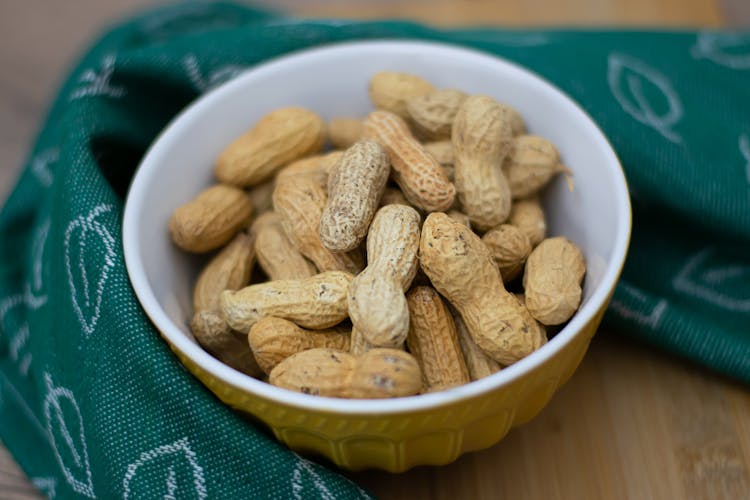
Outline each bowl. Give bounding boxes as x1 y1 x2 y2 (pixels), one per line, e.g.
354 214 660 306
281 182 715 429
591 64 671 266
123 40 631 472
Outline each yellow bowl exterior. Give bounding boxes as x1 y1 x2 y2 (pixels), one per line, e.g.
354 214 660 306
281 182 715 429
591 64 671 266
163 301 609 472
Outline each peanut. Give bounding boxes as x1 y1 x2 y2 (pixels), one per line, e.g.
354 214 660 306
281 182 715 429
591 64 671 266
221 270 353 332
509 197 546 247
368 71 434 119
452 95 513 231
504 135 570 199
193 232 255 313
523 237 585 325
169 184 253 253
215 107 325 187
419 213 546 365
423 140 454 181
248 317 350 374
272 174 364 274
328 118 363 149
191 310 262 377
406 286 470 391
481 224 532 282
348 204 421 347
251 212 317 280
320 140 390 252
269 348 422 398
407 89 467 140
363 110 455 212
452 310 501 380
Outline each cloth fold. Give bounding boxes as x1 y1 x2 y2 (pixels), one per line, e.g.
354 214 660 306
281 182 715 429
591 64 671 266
0 2 748 498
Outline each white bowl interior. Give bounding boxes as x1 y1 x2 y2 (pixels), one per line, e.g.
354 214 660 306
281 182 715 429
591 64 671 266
123 41 630 414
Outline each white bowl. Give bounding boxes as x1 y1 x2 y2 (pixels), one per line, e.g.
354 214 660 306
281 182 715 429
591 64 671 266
123 40 631 471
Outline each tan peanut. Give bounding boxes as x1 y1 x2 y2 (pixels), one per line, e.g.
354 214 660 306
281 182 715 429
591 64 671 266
504 135 570 199
348 204 421 347
363 110 455 212
193 232 256 313
423 140 454 181
379 187 411 207
368 71 435 119
419 213 546 365
523 237 586 325
191 310 262 377
499 103 527 136
272 174 364 274
251 212 317 281
481 224 532 282
452 95 513 231
452 311 501 380
269 348 422 398
406 89 467 140
221 271 353 333
328 118 363 149
406 286 469 391
320 140 390 252
215 107 325 187
169 184 253 253
509 197 546 247
248 317 350 374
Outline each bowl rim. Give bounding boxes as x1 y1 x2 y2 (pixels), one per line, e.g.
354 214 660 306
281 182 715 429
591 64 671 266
123 39 632 415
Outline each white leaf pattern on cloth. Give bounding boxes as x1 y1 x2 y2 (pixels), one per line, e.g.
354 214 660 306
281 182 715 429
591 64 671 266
30 149 58 188
1 292 43 376
64 204 117 338
740 133 750 187
291 456 336 500
691 32 750 70
609 282 668 329
31 477 57 499
27 218 50 306
43 373 96 499
673 247 750 312
122 437 207 499
291 453 373 500
182 54 245 93
70 55 126 100
608 53 683 144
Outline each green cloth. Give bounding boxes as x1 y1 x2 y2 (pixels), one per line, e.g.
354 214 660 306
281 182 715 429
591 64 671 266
1 2 748 498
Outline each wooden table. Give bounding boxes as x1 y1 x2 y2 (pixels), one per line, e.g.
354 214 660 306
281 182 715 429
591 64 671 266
1 1 748 499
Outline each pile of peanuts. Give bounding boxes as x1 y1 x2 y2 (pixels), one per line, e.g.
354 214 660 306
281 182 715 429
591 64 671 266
169 71 585 399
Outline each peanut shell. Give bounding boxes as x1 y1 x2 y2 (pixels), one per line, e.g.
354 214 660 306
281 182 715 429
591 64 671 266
221 270 353 332
169 184 253 253
523 237 586 325
248 317 350 374
419 213 547 365
215 107 325 187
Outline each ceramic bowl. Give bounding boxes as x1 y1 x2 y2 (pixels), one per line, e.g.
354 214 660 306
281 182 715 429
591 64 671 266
123 40 631 472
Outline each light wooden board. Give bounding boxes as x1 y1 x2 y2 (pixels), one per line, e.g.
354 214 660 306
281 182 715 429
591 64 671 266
1 1 748 499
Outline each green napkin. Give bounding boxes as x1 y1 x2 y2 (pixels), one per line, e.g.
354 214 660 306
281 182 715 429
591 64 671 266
1 2 748 498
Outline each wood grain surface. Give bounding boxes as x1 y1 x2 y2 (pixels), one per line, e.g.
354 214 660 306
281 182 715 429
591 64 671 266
1 1 749 499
